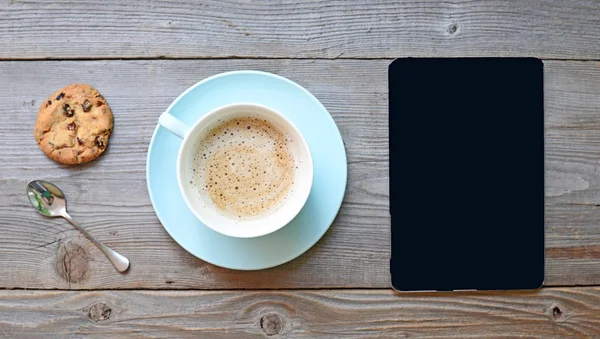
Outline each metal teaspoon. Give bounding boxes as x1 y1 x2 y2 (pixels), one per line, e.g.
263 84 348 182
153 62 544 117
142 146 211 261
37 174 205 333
26 180 130 272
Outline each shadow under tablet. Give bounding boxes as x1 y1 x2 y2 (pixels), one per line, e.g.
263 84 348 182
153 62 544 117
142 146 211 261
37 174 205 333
389 58 544 292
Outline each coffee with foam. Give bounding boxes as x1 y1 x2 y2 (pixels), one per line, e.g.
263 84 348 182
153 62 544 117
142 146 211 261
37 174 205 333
193 117 296 219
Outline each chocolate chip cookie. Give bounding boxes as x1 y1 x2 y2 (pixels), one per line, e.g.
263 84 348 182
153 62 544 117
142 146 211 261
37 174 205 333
34 84 113 164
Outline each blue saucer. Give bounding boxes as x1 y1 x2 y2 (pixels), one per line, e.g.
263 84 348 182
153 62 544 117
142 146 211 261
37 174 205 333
146 71 347 270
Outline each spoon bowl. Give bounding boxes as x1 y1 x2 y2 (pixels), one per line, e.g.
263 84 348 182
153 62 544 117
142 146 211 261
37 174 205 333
26 180 129 272
27 180 66 217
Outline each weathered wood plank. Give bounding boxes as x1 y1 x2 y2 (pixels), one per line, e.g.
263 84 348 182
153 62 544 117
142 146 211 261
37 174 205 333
0 288 598 338
0 59 599 289
1 0 599 60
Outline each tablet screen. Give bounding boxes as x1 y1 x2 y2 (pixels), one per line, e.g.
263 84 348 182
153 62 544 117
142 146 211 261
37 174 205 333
389 58 544 291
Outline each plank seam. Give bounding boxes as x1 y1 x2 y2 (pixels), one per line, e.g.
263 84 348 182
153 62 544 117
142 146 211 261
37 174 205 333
0 57 598 62
0 285 598 292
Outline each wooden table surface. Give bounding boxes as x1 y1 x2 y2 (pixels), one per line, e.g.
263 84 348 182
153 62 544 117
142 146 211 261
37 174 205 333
1 1 599 337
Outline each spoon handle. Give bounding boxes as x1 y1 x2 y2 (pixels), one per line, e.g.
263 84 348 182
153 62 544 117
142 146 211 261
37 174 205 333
61 212 130 273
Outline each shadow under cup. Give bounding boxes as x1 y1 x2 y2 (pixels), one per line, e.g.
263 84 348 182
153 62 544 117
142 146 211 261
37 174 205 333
175 103 313 238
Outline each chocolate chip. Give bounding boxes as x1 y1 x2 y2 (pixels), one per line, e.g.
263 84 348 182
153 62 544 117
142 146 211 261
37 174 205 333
96 100 105 107
45 100 52 108
77 137 84 145
63 103 74 117
82 100 92 112
67 122 76 131
94 136 105 149
56 92 65 100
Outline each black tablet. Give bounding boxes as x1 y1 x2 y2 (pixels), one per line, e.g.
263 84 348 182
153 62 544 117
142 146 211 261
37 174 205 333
389 58 544 291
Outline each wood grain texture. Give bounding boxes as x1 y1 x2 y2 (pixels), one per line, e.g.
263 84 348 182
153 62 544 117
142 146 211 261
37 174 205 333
0 288 598 338
0 59 599 289
1 0 599 60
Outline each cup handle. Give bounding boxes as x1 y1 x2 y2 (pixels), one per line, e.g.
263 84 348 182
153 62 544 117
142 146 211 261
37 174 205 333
158 111 190 139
